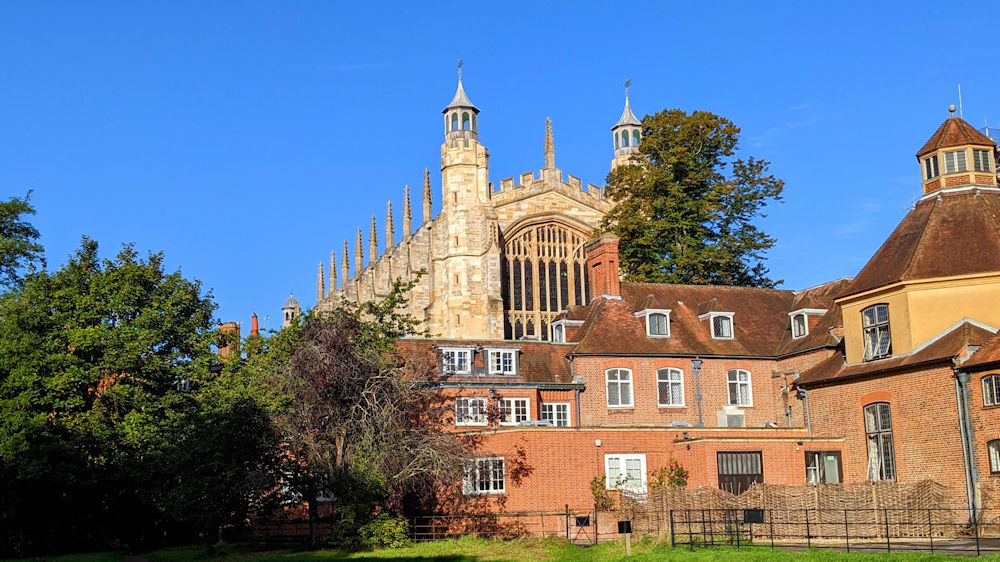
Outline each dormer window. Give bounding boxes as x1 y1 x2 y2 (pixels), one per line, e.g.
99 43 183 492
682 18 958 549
486 348 518 376
944 149 968 174
792 313 807 338
862 304 891 361
552 324 565 343
441 347 473 375
635 309 671 338
923 155 940 179
974 149 993 172
697 312 734 339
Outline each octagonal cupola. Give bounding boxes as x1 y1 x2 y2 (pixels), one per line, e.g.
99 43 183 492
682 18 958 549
443 61 479 143
611 80 642 170
916 106 998 195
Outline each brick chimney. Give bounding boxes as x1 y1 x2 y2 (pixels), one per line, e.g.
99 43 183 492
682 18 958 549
250 313 260 336
584 235 621 299
218 321 241 358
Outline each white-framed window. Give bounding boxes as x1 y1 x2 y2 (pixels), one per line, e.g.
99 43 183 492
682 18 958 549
698 312 735 339
864 402 896 481
657 367 684 407
635 309 671 338
463 457 505 495
989 440 1000 474
974 149 993 172
983 375 1000 406
862 304 891 361
727 369 752 406
605 453 647 492
945 149 968 174
498 397 530 426
441 347 473 374
805 451 842 484
540 402 571 427
792 313 807 339
486 348 518 375
606 368 634 407
455 397 488 426
552 323 565 342
924 155 940 179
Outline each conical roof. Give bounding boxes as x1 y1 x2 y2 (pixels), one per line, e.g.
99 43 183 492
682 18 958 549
613 96 641 129
443 78 478 113
916 116 994 157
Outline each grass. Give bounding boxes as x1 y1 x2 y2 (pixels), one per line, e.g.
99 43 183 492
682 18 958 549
23 535 1000 562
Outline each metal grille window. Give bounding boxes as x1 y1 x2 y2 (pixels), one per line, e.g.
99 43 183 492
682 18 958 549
862 304 891 360
944 149 968 173
727 369 753 406
792 313 807 338
455 397 487 426
805 451 842 484
487 349 517 375
864 402 896 481
463 457 505 494
924 155 940 179
498 397 529 426
657 368 684 407
606 368 633 407
974 149 992 172
648 313 669 336
605 454 646 492
717 451 763 494
540 402 570 427
990 440 1000 474
984 375 1000 406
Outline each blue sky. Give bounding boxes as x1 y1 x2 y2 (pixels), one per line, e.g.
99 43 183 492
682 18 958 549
2 1 998 330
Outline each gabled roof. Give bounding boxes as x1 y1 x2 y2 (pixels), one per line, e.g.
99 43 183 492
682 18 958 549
797 321 996 386
613 96 641 128
838 190 1000 299
961 330 1000 370
443 78 478 113
569 282 842 357
916 117 995 157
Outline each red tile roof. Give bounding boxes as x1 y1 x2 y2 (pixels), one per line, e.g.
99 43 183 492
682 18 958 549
916 117 995 157
838 191 1000 298
960 331 1000 370
568 279 845 358
797 321 996 386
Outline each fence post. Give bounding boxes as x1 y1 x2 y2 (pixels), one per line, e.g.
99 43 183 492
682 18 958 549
805 508 811 550
593 503 598 546
927 509 933 554
844 509 850 553
883 508 891 553
974 509 980 557
669 510 675 547
769 509 774 549
708 509 715 546
565 505 570 541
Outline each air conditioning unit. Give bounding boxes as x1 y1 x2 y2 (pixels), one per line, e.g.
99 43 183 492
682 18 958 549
716 405 745 428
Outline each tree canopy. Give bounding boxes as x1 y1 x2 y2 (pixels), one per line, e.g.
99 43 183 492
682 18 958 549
0 192 45 289
603 109 784 287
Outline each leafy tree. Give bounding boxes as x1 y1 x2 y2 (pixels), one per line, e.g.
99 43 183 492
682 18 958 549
269 279 469 548
0 191 45 289
0 238 278 555
603 109 784 287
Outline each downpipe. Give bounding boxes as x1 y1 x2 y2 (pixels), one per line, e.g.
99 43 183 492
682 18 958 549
955 370 978 523
797 387 813 438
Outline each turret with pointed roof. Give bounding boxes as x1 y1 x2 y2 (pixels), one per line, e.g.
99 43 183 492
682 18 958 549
916 107 997 195
611 80 642 170
443 60 480 143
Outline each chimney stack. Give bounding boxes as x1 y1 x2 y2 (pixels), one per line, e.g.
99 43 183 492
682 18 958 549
584 235 621 300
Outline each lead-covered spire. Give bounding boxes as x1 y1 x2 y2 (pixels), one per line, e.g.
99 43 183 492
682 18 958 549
443 58 480 142
611 78 642 169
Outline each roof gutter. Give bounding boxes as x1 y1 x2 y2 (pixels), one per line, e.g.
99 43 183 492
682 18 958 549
431 381 584 391
568 345 839 362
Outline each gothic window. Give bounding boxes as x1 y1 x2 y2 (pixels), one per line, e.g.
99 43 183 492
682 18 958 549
622 132 629 147
614 131 619 150
462 112 470 130
472 113 477 132
451 112 459 131
632 129 640 146
501 222 590 340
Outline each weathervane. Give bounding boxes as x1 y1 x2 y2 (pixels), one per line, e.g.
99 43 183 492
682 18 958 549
458 57 463 80
625 77 631 98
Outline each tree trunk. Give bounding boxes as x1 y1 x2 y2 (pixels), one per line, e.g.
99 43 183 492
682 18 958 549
307 488 319 550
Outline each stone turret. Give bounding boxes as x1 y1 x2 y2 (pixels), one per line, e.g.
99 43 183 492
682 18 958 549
611 80 642 170
385 201 394 250
329 251 336 294
355 228 363 272
341 240 349 285
369 215 378 263
402 185 412 237
316 262 325 302
422 168 432 225
281 293 300 328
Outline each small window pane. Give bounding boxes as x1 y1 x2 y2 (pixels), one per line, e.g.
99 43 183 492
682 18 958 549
713 315 733 338
648 313 668 336
989 441 1000 473
984 376 1000 406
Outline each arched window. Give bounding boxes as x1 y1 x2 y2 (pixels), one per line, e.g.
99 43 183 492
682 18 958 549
606 368 633 407
862 304 891 360
462 112 470 130
622 131 629 147
983 375 1000 406
989 440 1000 474
657 368 684 406
863 402 895 481
451 112 459 131
632 129 640 146
792 313 808 338
727 369 752 406
614 131 619 150
472 113 477 132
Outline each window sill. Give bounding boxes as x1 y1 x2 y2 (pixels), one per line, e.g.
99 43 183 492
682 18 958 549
728 404 754 409
658 405 687 410
463 491 506 496
456 423 488 427
607 405 635 410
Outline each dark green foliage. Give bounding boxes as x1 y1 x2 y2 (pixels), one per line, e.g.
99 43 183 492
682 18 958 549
0 238 279 556
358 512 410 549
0 191 45 290
603 109 784 288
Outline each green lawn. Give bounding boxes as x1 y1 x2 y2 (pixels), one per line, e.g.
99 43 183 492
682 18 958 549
25 536 1000 562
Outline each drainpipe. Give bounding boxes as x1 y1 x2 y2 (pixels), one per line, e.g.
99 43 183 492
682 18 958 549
569 356 581 428
575 387 581 428
955 370 978 522
797 387 813 438
691 357 704 427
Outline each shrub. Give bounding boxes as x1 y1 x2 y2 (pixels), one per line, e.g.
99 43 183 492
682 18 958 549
590 475 616 511
648 456 689 490
358 513 410 549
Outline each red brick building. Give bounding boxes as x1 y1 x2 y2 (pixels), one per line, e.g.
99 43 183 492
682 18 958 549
397 113 1000 516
